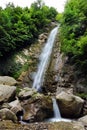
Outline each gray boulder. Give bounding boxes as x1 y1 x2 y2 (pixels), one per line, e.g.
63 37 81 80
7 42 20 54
9 99 23 115
0 108 17 123
78 115 87 126
22 92 53 122
72 121 85 130
56 91 84 118
0 76 17 86
0 85 16 103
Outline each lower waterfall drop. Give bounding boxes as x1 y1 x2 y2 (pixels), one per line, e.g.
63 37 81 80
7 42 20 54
52 98 61 119
47 98 71 122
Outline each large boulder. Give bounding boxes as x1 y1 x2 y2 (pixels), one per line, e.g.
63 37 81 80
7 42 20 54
0 76 17 86
0 85 16 103
56 91 84 118
21 92 53 122
0 108 17 123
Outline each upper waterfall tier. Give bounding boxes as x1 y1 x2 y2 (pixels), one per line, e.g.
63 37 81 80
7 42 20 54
33 26 58 91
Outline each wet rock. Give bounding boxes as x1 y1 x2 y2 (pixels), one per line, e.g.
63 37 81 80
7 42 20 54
22 93 53 122
38 33 48 44
0 85 16 103
51 22 58 27
56 91 84 118
39 33 48 40
0 108 17 123
18 87 37 100
0 76 17 86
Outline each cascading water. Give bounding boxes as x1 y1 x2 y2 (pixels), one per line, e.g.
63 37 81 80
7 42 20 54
47 98 71 122
32 26 71 123
46 98 62 122
33 26 58 91
52 98 61 119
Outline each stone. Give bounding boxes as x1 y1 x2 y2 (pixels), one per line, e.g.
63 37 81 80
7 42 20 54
56 91 84 118
1 103 11 109
78 115 87 126
72 121 85 130
18 87 37 100
22 93 53 122
0 85 16 103
56 87 74 95
9 99 23 115
0 120 85 130
0 108 17 123
38 33 48 44
0 76 17 86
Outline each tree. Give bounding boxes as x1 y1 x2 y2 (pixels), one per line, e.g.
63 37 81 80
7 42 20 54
0 1 58 57
60 0 87 73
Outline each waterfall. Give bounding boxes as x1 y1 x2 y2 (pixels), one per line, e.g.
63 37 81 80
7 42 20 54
46 98 71 122
33 26 58 91
52 98 61 119
32 26 71 123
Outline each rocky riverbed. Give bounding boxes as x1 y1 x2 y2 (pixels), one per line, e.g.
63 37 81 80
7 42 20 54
0 120 85 130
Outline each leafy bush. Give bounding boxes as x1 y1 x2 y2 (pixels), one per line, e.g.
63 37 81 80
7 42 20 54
0 0 58 58
60 0 87 74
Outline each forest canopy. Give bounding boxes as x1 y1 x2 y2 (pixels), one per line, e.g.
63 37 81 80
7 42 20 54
0 0 58 57
60 0 87 73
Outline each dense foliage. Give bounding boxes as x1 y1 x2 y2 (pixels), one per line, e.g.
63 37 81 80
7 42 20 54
0 0 58 57
60 0 87 73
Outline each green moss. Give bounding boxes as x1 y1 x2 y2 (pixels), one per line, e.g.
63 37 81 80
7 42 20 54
76 93 87 99
16 86 21 95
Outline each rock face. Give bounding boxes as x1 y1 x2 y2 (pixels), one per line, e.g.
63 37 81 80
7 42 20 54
75 80 87 94
0 76 17 86
56 91 84 118
0 85 16 103
38 33 48 44
21 92 53 122
0 108 17 123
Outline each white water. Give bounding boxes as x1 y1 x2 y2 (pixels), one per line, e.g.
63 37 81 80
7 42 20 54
32 26 71 123
47 98 71 122
33 27 58 91
52 98 61 118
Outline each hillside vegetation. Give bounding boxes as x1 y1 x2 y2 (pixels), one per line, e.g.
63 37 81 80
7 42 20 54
0 0 58 57
60 0 87 74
